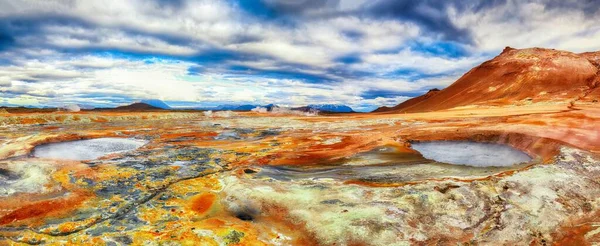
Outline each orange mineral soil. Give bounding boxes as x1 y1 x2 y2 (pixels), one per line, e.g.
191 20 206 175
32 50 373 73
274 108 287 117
190 192 217 215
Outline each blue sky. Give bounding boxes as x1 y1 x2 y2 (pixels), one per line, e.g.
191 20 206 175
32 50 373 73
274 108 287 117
1 0 599 112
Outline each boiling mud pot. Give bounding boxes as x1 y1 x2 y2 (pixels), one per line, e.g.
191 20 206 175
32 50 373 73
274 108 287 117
256 142 532 184
33 137 147 161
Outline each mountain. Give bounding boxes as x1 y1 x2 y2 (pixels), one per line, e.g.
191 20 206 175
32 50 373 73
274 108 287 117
140 99 171 109
373 89 439 113
295 104 354 113
578 51 600 103
214 104 253 111
232 105 257 111
263 104 278 111
0 106 57 113
112 102 164 111
375 47 600 113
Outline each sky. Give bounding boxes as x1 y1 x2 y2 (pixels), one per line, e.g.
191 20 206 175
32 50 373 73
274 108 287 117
1 0 599 112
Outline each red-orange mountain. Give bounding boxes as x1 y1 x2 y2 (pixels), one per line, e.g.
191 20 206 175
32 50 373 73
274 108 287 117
375 47 600 113
373 89 440 113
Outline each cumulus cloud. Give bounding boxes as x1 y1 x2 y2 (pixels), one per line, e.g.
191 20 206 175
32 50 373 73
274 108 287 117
0 0 598 111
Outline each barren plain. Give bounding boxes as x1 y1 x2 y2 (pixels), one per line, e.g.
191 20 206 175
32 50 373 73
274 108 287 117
0 99 599 245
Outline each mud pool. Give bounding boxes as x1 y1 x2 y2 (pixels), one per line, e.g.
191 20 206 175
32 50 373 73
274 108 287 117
410 141 532 167
256 146 531 184
0 162 54 197
32 137 148 160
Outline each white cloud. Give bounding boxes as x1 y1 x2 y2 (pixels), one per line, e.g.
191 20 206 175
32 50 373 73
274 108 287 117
450 0 600 53
0 54 204 105
357 49 487 75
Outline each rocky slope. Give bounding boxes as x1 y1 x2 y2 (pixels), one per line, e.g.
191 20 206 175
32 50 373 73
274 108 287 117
578 51 600 103
377 47 600 113
374 89 440 113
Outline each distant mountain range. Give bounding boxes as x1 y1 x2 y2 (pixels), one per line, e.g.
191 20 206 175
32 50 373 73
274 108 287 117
215 104 257 111
307 104 354 113
212 104 277 111
212 103 354 113
292 104 354 113
1 99 356 114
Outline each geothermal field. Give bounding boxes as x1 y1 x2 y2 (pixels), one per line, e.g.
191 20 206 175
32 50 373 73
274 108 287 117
1 47 600 245
4 0 600 244
1 43 600 246
1 102 600 245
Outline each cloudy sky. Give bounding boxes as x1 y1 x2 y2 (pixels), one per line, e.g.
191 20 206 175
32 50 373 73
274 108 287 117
1 0 599 111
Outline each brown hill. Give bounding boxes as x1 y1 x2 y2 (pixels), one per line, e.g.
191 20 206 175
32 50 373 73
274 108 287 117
373 89 440 113
0 107 58 113
376 47 600 113
578 51 600 103
92 103 164 111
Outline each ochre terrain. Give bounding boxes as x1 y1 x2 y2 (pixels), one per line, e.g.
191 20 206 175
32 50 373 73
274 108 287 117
0 101 599 245
373 88 440 113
